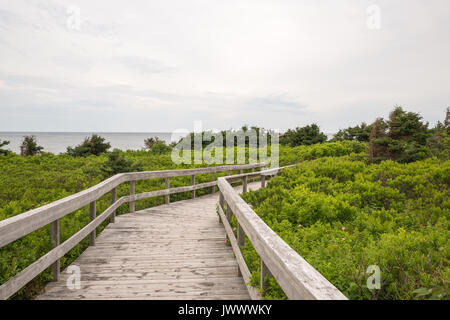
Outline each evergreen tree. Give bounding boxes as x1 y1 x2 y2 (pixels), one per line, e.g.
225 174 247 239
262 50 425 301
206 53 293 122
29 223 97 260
332 123 372 142
0 139 11 156
445 107 450 134
144 137 162 149
369 107 431 163
428 108 450 159
20 136 44 156
67 134 111 157
368 118 389 163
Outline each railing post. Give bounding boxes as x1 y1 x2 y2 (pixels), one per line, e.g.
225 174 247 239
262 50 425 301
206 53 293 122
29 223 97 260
237 223 245 247
111 187 117 223
130 180 135 213
89 201 96 246
243 175 248 193
50 219 60 281
219 191 224 210
261 175 266 188
165 177 170 204
192 175 196 198
211 172 216 193
226 204 232 222
260 258 272 292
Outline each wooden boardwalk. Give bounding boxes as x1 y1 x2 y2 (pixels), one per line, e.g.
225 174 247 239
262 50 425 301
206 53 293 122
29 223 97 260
36 182 261 300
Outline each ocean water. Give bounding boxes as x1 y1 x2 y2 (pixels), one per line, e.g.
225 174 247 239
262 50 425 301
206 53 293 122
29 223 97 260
0 132 175 154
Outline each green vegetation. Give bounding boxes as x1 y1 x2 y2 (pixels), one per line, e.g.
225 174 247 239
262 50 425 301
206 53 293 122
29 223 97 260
0 138 362 299
100 149 144 177
0 148 236 298
236 106 450 300
241 156 449 300
0 106 448 300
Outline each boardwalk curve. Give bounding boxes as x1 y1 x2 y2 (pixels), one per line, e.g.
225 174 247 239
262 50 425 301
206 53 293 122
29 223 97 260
37 183 259 300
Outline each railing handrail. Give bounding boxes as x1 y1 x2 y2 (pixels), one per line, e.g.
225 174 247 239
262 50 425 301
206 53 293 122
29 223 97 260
0 163 265 248
217 166 347 300
0 163 265 300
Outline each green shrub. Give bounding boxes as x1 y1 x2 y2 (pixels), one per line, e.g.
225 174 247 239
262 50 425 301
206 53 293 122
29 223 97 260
100 149 144 177
0 139 11 156
20 136 44 156
242 157 450 300
280 124 327 146
66 134 111 157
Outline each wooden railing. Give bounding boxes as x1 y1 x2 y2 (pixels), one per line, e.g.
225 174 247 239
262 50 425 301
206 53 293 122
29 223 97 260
217 166 348 300
0 163 265 300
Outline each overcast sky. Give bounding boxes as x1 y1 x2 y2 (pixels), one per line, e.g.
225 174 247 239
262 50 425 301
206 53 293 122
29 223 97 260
0 0 449 133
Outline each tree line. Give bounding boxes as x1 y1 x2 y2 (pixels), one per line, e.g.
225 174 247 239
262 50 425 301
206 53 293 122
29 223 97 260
1 106 448 164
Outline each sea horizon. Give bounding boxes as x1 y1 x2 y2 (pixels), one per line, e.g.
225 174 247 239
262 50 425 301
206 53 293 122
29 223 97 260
0 131 175 154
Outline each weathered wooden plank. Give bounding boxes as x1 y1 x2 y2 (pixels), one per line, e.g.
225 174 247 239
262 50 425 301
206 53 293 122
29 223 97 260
129 180 135 213
165 177 170 204
110 187 117 223
37 292 251 300
130 181 217 202
260 258 272 292
54 269 242 281
226 204 232 222
237 224 245 247
50 219 60 281
211 172 216 193
89 201 96 246
42 285 249 295
76 253 236 262
45 277 247 288
192 175 196 198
